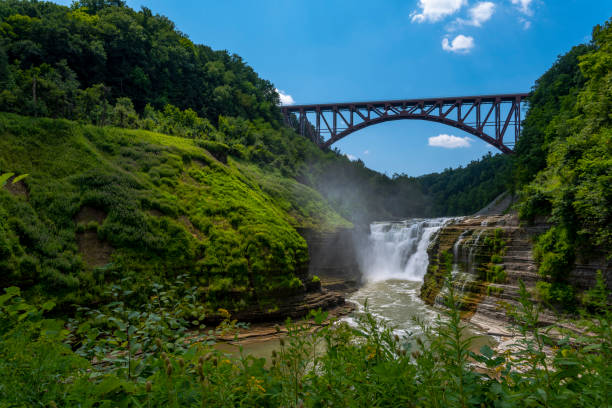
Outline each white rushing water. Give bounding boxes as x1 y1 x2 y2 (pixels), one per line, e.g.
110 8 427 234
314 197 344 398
346 218 491 347
344 218 451 335
360 218 450 282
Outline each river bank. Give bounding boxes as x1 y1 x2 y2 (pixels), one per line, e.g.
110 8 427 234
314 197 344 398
217 208 609 359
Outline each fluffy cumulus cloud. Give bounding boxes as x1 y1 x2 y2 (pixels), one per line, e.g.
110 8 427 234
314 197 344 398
346 154 357 161
458 1 495 26
441 34 474 53
363 150 370 155
428 134 473 148
511 0 533 16
411 0 467 23
276 89 295 105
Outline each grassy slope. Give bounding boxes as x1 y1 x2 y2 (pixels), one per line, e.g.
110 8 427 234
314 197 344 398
0 113 350 313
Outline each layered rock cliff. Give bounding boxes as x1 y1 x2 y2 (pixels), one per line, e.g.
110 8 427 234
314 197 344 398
298 226 366 291
420 214 611 336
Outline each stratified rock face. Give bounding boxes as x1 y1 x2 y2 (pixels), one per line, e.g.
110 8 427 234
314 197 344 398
420 214 611 335
229 289 348 323
297 226 366 286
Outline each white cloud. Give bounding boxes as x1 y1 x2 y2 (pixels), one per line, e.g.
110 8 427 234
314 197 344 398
520 17 531 29
411 0 467 23
442 34 474 53
346 154 357 161
511 0 533 16
363 150 370 155
276 89 295 105
457 1 495 26
511 1 534 30
428 134 473 148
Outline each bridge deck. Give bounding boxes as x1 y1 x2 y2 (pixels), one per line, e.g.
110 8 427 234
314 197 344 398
286 93 530 111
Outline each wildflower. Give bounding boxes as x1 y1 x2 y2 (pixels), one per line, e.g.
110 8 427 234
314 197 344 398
178 357 185 368
146 381 152 392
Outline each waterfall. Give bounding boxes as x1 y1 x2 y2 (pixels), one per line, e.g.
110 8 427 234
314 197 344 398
360 218 449 282
345 218 492 341
434 228 486 307
467 229 486 274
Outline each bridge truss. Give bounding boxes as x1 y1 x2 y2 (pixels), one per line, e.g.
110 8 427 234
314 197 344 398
281 93 529 154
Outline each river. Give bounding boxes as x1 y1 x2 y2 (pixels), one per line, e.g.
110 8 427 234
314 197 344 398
343 219 449 336
221 218 491 358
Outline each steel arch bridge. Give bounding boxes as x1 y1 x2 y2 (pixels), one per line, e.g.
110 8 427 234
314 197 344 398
281 93 529 154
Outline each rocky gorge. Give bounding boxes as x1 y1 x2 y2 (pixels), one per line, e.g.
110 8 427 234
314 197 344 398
420 212 612 339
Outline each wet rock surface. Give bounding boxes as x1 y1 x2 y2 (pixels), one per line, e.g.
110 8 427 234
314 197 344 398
297 226 366 285
224 289 350 324
421 213 610 339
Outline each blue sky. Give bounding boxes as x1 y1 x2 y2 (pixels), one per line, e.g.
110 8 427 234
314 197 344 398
58 0 612 175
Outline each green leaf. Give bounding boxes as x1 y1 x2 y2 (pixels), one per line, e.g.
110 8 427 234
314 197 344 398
95 376 124 396
0 173 14 187
479 344 494 358
12 174 28 184
5 287 20 296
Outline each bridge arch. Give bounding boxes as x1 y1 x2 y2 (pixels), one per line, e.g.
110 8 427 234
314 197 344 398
281 93 529 154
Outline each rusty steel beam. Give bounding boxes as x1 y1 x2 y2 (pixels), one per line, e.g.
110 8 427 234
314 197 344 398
281 93 529 154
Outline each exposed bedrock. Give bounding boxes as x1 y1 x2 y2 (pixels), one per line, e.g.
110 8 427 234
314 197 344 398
420 214 611 336
297 225 367 292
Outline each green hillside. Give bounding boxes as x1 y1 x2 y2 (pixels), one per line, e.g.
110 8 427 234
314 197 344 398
0 112 350 314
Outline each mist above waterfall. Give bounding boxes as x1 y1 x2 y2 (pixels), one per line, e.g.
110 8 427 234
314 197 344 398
358 219 449 282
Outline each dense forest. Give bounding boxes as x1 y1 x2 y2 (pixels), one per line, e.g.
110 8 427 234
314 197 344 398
0 0 509 224
0 0 610 406
512 25 611 306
